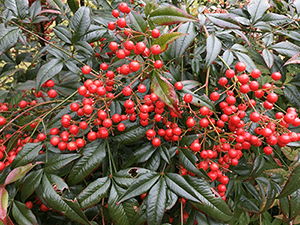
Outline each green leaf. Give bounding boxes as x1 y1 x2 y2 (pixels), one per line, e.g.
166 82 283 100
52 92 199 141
67 0 79 13
42 173 90 224
159 146 170 164
248 154 266 179
233 51 256 73
113 121 151 145
164 173 201 203
145 150 161 171
12 201 38 225
48 0 63 10
243 181 263 203
206 13 241 29
185 176 233 221
179 148 209 179
172 22 196 62
44 154 80 174
11 143 43 168
147 178 167 225
206 35 222 68
153 32 185 53
29 0 41 19
118 172 160 203
80 25 106 42
67 140 106 185
133 194 147 225
70 7 91 42
149 5 197 25
239 195 261 213
113 168 153 188
0 187 8 222
6 132 20 153
77 176 111 209
277 165 300 199
53 25 72 44
151 71 180 117
262 49 274 69
270 41 300 58
0 24 20 56
261 13 292 26
284 85 300 109
47 174 69 192
128 11 147 33
108 181 139 225
179 134 199 147
290 189 300 219
21 170 43 202
5 163 38 185
35 59 63 92
247 0 270 24
5 0 29 19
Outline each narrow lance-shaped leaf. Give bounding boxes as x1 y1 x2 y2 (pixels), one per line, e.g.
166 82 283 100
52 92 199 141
68 140 106 185
151 71 181 117
149 5 197 25
248 154 266 179
118 172 160 203
270 41 300 58
129 11 147 33
35 59 63 92
5 163 39 185
70 7 91 42
206 13 241 29
77 176 111 209
205 35 222 68
262 49 274 69
12 201 38 225
44 154 80 174
0 187 8 223
185 176 233 221
11 143 43 168
108 181 139 225
247 0 270 24
5 0 29 19
21 169 43 202
42 174 90 224
0 24 20 56
153 32 185 53
277 165 300 199
147 178 167 225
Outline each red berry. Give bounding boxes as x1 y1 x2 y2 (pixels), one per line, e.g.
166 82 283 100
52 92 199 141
82 65 91 74
129 61 140 72
122 86 132 96
250 69 261 79
151 29 160 38
40 204 49 212
117 18 126 28
119 2 129 13
235 62 246 72
186 117 195 128
184 94 193 103
0 117 6 126
109 42 118 51
271 72 281 81
19 100 28 108
108 21 115 30
25 201 33 209
210 92 220 101
175 82 183 90
125 41 135 51
150 44 161 55
263 146 273 155
48 89 57 98
152 137 161 147
154 60 163 69
225 69 235 78
112 9 119 18
138 84 147 93
117 123 126 131
218 77 228 86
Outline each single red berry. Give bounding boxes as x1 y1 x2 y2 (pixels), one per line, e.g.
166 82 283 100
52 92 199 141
19 100 28 108
45 79 55 87
122 86 132 96
25 201 33 209
152 137 161 147
82 65 91 74
186 117 195 128
112 9 119 18
48 89 57 98
129 61 140 72
124 41 135 51
151 29 160 38
225 69 235 78
210 92 220 101
174 82 183 90
109 42 118 51
117 123 126 131
108 21 115 30
117 18 126 28
40 204 49 212
119 2 129 13
218 77 228 86
263 146 273 155
150 44 161 55
271 72 281 81
138 84 147 93
154 60 163 69
250 69 261 79
184 94 193 103
235 62 246 72
116 49 126 59
0 117 6 126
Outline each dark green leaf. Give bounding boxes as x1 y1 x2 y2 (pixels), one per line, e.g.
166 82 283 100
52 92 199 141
145 150 161 171
262 49 274 69
118 172 160 203
164 173 201 203
113 168 153 188
247 0 270 24
77 176 111 209
128 11 147 33
284 85 300 109
53 25 72 44
243 181 263 203
5 0 29 19
5 163 38 185
147 178 167 225
185 176 233 221
206 13 241 29
42 173 90 224
12 201 38 225
108 181 139 225
70 7 91 42
0 24 20 56
172 22 196 61
261 13 292 26
35 59 63 92
67 140 106 185
270 41 300 58
153 32 185 52
80 25 106 42
21 170 43 202
44 154 80 174
149 5 197 25
179 148 209 179
48 0 63 10
290 189 300 219
151 71 180 116
11 143 43 168
47 174 68 192
113 121 152 145
239 195 261 213
277 165 300 199
206 35 222 68
67 0 79 13
159 146 170 163
249 154 266 179
29 0 41 19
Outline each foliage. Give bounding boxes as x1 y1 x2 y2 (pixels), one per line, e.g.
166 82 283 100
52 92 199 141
0 0 300 224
